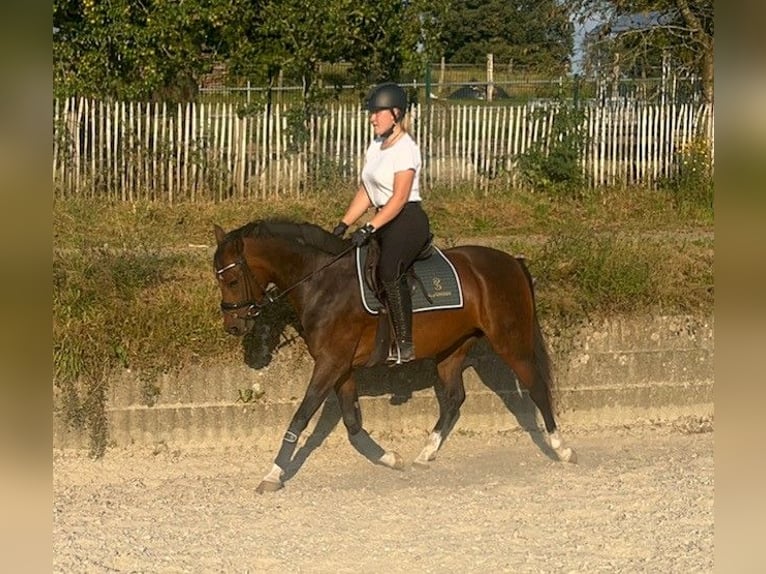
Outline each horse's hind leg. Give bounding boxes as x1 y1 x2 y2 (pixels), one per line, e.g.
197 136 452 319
336 375 403 470
413 337 475 467
503 354 577 463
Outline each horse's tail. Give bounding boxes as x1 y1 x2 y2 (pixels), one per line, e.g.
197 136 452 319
515 256 556 405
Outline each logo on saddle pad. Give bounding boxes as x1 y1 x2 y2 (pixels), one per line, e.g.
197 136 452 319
355 245 464 315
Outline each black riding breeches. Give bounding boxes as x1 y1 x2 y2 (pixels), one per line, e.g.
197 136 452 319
375 201 431 283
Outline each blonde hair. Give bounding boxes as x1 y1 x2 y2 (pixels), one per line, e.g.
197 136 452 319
397 110 412 133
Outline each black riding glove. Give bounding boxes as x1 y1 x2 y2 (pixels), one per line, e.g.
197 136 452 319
350 223 375 247
331 221 348 237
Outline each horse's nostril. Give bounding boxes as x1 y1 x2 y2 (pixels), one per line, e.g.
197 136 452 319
226 325 240 336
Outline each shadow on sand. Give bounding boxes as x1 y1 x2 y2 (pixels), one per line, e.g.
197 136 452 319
243 325 560 483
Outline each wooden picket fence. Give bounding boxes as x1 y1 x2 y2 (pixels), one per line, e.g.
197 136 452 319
53 97 713 201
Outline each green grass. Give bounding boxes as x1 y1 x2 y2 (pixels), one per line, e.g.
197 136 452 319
53 185 713 455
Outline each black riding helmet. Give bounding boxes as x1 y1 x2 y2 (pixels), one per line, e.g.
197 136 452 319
366 82 408 123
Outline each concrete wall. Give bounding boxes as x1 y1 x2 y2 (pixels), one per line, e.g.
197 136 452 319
53 314 714 450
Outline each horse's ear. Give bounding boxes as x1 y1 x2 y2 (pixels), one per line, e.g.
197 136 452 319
213 224 227 245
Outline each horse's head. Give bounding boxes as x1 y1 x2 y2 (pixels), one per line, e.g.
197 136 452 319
213 218 350 337
213 224 272 337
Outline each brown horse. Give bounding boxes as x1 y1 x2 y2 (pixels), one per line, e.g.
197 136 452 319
213 219 576 493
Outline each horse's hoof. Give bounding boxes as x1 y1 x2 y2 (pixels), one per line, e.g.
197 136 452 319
378 451 404 470
255 480 283 494
391 452 405 470
557 447 577 464
412 450 437 468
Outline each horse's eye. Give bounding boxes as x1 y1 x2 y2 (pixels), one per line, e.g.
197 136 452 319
229 280 239 288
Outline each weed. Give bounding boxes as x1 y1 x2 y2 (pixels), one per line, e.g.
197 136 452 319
661 137 714 212
140 380 162 407
53 190 712 455
528 223 712 323
516 101 587 198
53 239 237 456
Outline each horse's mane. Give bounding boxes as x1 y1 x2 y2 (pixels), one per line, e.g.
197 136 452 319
228 218 350 256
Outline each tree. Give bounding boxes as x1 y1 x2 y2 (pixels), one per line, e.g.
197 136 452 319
568 0 713 101
441 0 574 75
225 0 449 105
341 0 450 87
53 0 449 103
53 0 227 101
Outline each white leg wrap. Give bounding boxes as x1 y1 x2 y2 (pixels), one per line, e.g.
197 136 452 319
415 432 442 464
548 430 576 463
262 463 284 484
549 430 562 451
378 452 399 468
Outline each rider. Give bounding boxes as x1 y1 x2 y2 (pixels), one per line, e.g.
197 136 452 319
331 82 431 364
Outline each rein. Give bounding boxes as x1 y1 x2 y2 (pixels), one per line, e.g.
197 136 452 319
217 244 355 318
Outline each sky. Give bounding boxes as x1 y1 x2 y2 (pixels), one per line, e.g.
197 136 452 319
571 14 605 74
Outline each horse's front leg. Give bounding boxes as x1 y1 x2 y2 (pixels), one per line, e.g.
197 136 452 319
256 362 338 494
336 375 404 471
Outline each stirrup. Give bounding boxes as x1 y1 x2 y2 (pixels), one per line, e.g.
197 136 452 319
386 342 414 365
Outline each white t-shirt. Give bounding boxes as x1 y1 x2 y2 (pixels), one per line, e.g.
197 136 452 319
361 133 422 208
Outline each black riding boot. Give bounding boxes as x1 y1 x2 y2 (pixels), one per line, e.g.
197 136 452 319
383 278 414 364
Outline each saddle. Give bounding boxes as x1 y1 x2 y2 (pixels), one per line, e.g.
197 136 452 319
362 235 434 306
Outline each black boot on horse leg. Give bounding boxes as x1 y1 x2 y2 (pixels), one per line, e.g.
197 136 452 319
383 277 414 364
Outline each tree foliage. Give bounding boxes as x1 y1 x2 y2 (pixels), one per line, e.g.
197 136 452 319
568 0 713 101
441 0 574 74
53 0 229 101
53 0 449 103
217 0 451 106
239 0 355 99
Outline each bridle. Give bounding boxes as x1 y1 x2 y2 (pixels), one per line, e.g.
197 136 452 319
215 257 275 320
215 244 355 320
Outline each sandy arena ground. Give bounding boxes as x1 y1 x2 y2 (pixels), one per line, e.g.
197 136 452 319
54 419 713 573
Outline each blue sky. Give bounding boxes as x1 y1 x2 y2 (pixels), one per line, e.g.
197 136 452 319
571 14 604 74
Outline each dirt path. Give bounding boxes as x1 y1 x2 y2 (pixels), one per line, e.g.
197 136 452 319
54 422 713 573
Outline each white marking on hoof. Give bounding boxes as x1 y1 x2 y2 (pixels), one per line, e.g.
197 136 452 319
378 451 404 470
256 464 284 494
413 432 442 467
548 431 578 464
558 447 577 464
